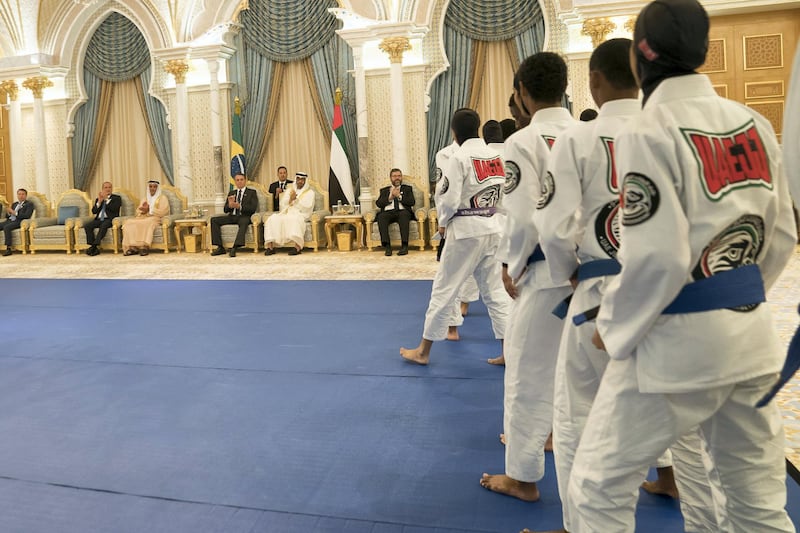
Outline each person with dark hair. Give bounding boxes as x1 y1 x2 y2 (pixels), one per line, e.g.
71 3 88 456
480 52 575 504
0 188 34 256
566 1 796 531
509 89 531 129
267 165 292 211
210 173 259 257
84 181 121 256
578 108 598 121
482 120 504 146
400 108 510 365
375 168 415 256
499 118 517 141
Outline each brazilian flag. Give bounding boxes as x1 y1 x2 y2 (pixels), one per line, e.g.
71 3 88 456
230 97 246 191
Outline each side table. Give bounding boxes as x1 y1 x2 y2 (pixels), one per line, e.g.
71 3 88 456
173 218 209 253
324 215 364 251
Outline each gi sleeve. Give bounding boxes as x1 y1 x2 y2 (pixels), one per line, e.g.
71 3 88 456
436 153 464 229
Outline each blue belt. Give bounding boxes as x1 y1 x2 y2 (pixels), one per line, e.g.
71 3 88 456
526 244 545 265
573 264 766 326
757 303 800 407
552 259 621 320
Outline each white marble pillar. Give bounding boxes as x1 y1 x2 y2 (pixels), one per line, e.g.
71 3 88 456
22 76 52 197
164 60 193 204
0 82 24 192
379 37 411 175
351 46 373 209
207 59 225 213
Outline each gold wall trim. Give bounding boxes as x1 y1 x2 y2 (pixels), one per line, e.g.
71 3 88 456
712 84 728 98
745 80 784 99
700 39 727 73
743 34 784 70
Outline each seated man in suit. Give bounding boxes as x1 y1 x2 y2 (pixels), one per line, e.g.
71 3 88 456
376 168 415 256
263 172 315 256
211 172 259 257
267 165 292 212
0 188 35 256
85 181 122 256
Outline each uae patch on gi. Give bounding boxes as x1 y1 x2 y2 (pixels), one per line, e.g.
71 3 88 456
536 171 556 209
504 160 521 194
439 177 450 195
621 173 659 226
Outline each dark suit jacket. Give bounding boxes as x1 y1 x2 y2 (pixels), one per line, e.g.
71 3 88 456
376 184 415 212
92 194 122 220
267 180 293 211
224 187 259 217
8 200 34 221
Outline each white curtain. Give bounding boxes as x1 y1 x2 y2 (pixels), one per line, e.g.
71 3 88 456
257 61 329 189
475 40 517 127
86 79 167 198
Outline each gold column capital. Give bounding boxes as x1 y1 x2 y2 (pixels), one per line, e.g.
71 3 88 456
581 18 617 48
0 80 19 101
22 76 53 98
379 37 411 64
624 16 636 35
163 59 190 84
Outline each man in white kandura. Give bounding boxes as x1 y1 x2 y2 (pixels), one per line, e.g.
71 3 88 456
122 180 170 256
264 172 315 256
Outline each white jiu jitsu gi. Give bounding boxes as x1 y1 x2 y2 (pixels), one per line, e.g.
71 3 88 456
568 74 796 533
784 44 800 201
536 98 725 532
422 138 510 342
434 141 479 328
498 107 574 483
264 184 315 247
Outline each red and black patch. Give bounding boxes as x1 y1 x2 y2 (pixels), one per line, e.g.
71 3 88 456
682 120 772 201
600 137 619 194
471 157 505 183
542 135 556 150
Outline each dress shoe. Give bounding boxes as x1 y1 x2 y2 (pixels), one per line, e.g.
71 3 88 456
124 249 137 256
264 248 276 256
384 246 392 256
229 247 237 258
2 248 11 257
288 248 302 256
139 248 149 256
211 246 226 256
398 247 409 256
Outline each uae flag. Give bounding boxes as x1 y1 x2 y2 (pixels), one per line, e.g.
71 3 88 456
328 88 355 207
230 97 246 191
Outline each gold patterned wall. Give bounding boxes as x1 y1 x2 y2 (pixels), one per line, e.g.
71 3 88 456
698 9 799 139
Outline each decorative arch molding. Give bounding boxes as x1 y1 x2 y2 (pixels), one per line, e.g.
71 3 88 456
62 3 171 136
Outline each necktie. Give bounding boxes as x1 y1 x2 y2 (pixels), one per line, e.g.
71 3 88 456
236 190 243 215
99 201 107 221
393 189 399 210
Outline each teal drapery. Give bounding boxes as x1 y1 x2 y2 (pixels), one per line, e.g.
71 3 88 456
444 0 544 42
74 12 173 188
240 44 275 179
240 0 338 62
426 0 545 189
83 12 150 81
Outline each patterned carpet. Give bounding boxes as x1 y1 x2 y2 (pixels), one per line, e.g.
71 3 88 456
6 246 800 467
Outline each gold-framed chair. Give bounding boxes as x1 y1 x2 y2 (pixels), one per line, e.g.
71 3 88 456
73 188 138 254
215 180 269 253
28 189 90 254
364 175 429 251
261 179 330 251
0 192 50 253
428 206 440 249
145 184 187 253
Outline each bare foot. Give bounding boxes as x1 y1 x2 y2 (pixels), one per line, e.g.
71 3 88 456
487 355 505 366
499 433 506 445
460 301 470 317
447 326 460 341
480 473 540 502
642 466 679 499
400 346 430 365
544 432 553 452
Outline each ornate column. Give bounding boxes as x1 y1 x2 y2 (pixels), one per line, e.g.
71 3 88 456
624 16 636 35
581 18 617 48
350 45 374 209
164 59 193 204
22 76 53 197
207 59 225 212
379 37 411 174
0 81 24 192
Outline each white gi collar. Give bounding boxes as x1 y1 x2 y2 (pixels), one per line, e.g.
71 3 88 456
531 106 573 124
598 98 641 118
645 74 716 108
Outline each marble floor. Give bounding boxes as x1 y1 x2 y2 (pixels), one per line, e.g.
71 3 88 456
4 246 800 467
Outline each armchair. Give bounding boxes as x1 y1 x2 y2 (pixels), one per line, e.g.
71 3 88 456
0 192 50 253
261 179 329 251
74 188 138 254
28 189 89 254
146 185 187 253
364 175 429 251
216 180 268 253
